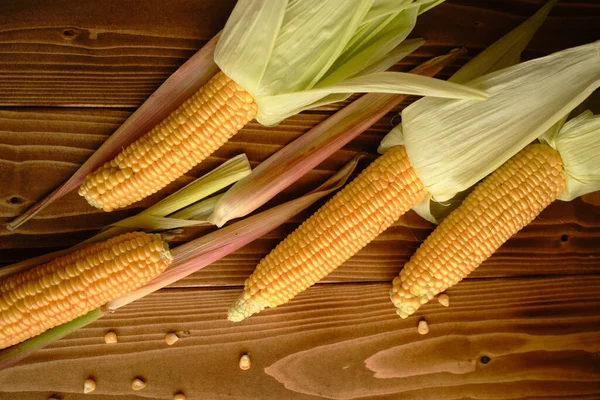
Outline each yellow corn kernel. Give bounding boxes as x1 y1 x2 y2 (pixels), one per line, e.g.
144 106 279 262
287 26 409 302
79 71 258 211
391 144 565 318
417 319 429 335
131 378 147 391
165 332 179 346
437 293 450 307
0 232 172 349
84 378 96 394
229 146 427 321
239 353 251 370
104 331 118 344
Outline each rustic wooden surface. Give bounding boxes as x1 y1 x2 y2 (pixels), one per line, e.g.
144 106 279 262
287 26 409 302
0 1 599 399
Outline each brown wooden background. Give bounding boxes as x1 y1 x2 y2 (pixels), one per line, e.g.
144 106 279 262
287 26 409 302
0 1 599 399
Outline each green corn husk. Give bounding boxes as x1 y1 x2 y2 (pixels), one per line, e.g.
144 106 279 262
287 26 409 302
403 41 599 204
379 0 557 156
448 0 558 84
215 0 487 126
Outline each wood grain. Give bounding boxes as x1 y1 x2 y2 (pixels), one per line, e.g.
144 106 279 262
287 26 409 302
0 1 598 107
0 276 598 399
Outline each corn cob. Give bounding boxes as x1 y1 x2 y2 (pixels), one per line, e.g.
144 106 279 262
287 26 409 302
0 232 172 349
228 146 427 321
79 72 257 211
390 144 565 318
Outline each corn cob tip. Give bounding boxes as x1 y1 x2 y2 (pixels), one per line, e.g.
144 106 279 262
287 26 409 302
227 295 266 322
390 287 427 319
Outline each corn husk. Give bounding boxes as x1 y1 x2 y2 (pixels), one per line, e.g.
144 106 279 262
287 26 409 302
170 194 223 221
541 110 600 201
448 0 558 84
379 0 557 156
215 0 487 126
402 40 599 206
81 154 252 244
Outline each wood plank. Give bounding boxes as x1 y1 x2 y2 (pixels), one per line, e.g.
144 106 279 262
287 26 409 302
0 1 598 107
1 107 599 283
0 276 598 399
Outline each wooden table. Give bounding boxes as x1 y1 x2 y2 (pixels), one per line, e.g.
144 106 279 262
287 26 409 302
1 1 599 399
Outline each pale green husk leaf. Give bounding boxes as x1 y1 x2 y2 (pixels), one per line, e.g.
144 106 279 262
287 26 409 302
378 123 404 154
449 0 558 84
357 38 425 77
317 6 420 87
417 0 445 14
170 194 224 220
403 41 600 203
142 153 250 217
257 71 487 125
542 110 600 201
257 39 427 120
215 0 487 126
402 0 559 223
379 0 556 155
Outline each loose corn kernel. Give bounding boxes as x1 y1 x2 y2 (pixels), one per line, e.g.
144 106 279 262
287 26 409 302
239 354 251 370
437 294 450 307
0 232 172 349
173 393 186 400
229 146 427 321
131 378 147 391
417 320 429 335
165 332 179 346
79 72 257 211
104 331 118 344
83 379 96 394
391 144 565 318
